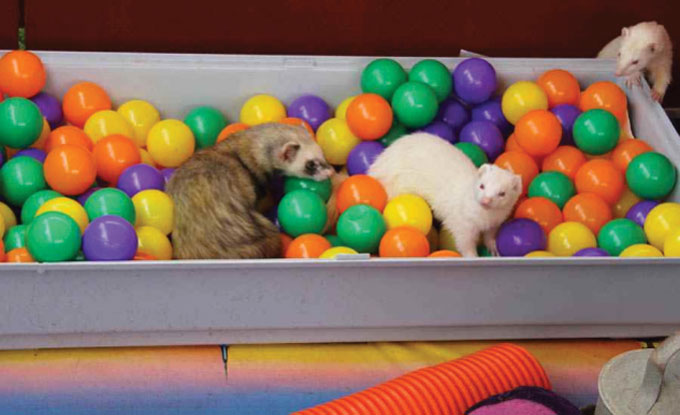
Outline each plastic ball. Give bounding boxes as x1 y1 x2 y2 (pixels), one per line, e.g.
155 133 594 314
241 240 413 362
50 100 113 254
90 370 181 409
285 234 331 259
288 95 331 132
62 82 112 128
4 224 27 251
217 122 249 143
30 92 63 129
21 190 60 225
378 120 407 147
316 118 360 165
84 188 136 224
240 94 286 126
136 225 172 260
279 233 293 256
146 119 196 168
138 148 156 167
459 120 504 161
528 171 575 209
15 148 46 163
43 144 96 195
391 81 439 128
496 218 547 256
598 218 646 256
283 176 332 202
0 156 46 206
0 97 43 148
563 193 612 234
183 106 226 149
429 250 462 258
579 81 627 127
336 204 386 253
573 247 609 257
346 141 384 176
132 189 174 235
501 81 548 125
160 168 175 186
26 212 81 262
345 93 393 140
82 215 137 261
46 126 93 152
31 118 51 151
93 134 141 184
7 247 34 262
548 221 597 256
279 117 315 137
525 250 556 257
419 121 455 143
514 110 562 158
277 190 327 238
117 163 164 197
336 174 388 214
83 110 135 144
409 59 452 102
626 152 677 200
436 98 470 134
541 146 586 180
626 200 659 228
494 151 539 195
572 109 620 155
644 203 680 249
613 187 641 218
117 100 161 146
452 58 497 105
550 104 582 146
0 50 46 98
77 187 100 206
383 194 432 235
455 142 488 168
379 226 430 257
335 96 356 120
574 160 624 205
324 234 343 247
471 97 513 137
35 197 89 234
361 58 408 100
319 246 360 259
663 229 680 257
611 139 653 173
514 197 563 235
0 202 16 229
620 244 663 257
536 69 580 107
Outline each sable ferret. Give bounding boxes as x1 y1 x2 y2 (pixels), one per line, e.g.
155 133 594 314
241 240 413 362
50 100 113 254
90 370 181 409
167 123 333 259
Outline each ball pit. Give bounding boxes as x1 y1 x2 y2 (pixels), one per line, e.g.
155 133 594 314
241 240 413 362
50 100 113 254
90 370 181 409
0 50 46 98
574 159 624 205
43 144 97 196
644 203 680 249
382 194 433 235
597 218 647 256
620 244 663 257
84 188 136 225
452 58 497 105
379 226 430 258
239 94 286 125
336 204 386 253
496 218 547 257
146 119 196 168
471 97 512 137
514 197 563 235
0 97 44 149
550 104 581 146
459 120 504 161
0 156 46 206
82 215 138 261
62 81 112 128
579 81 627 128
83 110 135 144
132 189 174 235
563 193 612 234
514 110 562 158
528 171 575 209
409 59 452 102
436 98 470 133
502 81 548 125
572 109 620 155
548 221 597 256
183 106 227 149
93 134 142 184
285 234 332 259
336 175 387 214
391 81 439 128
360 58 407 101
117 99 161 146
346 141 385 176
35 197 89 234
30 92 63 129
345 93 393 140
536 69 581 108
136 225 173 261
26 212 81 262
626 152 677 200
288 95 331 132
316 118 360 165
626 200 659 228
278 190 327 238
419 121 455 143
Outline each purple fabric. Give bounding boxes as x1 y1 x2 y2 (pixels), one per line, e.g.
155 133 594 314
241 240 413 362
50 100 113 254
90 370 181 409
466 387 581 415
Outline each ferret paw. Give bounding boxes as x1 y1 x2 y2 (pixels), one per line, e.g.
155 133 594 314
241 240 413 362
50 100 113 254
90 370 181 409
624 74 642 88
651 89 664 103
484 240 499 257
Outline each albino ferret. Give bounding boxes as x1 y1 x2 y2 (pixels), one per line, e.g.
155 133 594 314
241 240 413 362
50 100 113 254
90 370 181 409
369 133 522 257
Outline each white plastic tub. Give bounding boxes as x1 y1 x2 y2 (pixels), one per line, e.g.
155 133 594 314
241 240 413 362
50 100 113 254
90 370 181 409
1 51 679 350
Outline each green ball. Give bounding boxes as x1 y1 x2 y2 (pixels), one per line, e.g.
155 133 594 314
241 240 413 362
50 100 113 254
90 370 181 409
626 152 677 200
597 218 647 256
74 250 86 261
21 190 61 224
0 156 46 206
455 142 488 168
4 224 27 251
336 204 386 253
324 234 343 247
391 81 439 128
378 120 408 147
26 211 81 262
408 59 452 102
0 98 43 149
84 188 136 224
184 106 227 149
284 176 332 202
477 245 493 257
361 58 408 101
277 189 327 237
528 171 575 209
573 109 620 155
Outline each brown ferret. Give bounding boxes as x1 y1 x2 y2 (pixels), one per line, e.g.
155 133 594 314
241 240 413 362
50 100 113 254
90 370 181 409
166 123 334 259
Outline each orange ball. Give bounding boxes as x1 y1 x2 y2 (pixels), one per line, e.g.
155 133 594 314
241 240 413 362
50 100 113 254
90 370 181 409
541 146 587 179
580 81 628 127
285 234 332 258
0 50 46 98
336 174 388 214
0 240 5 262
7 247 34 263
562 193 612 234
494 151 539 195
280 233 293 257
92 134 141 184
62 82 112 128
536 69 581 108
216 122 250 143
514 197 563 235
506 133 523 153
574 159 624 205
44 144 97 196
429 250 462 258
280 117 315 137
46 126 94 153
514 109 562 157
379 227 430 257
134 252 157 261
345 93 393 140
610 138 653 172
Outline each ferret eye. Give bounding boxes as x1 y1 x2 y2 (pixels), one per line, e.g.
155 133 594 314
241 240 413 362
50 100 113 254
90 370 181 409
632 60 639 65
499 192 506 197
305 160 317 174
479 184 485 190
617 52 621 57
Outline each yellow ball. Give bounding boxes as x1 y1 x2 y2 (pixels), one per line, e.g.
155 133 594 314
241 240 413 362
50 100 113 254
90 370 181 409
31 118 50 150
439 227 457 251
36 197 89 234
136 225 173 260
316 118 361 165
319 246 359 259
117 100 161 147
146 119 195 168
239 94 286 126
663 228 680 257
644 203 680 249
335 96 357 120
548 221 597 256
525 250 556 257
0 202 17 228
613 187 641 218
426 226 439 252
0 215 5 239
132 190 174 235
620 244 663 257
501 81 549 125
139 148 156 167
84 110 135 144
383 194 433 235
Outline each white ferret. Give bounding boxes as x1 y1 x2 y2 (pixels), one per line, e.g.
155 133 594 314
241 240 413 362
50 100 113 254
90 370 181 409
369 133 522 257
598 21 673 102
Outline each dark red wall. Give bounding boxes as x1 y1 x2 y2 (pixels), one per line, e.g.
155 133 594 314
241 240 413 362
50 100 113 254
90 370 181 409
0 0 18 49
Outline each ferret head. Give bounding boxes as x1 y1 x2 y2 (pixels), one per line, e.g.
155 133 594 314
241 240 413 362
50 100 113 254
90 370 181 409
615 22 667 76
269 124 334 181
474 164 522 210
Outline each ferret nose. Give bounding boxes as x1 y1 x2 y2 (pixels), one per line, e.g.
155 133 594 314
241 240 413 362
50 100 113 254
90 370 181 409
480 197 492 207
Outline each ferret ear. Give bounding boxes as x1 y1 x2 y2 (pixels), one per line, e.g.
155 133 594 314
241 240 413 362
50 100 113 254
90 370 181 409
513 175 522 193
478 164 491 176
649 43 657 53
279 142 300 163
622 27 630 37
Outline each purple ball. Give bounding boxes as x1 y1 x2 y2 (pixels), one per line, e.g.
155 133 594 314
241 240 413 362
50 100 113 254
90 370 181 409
459 120 505 161
452 58 498 105
287 95 331 131
346 141 385 176
573 247 609 257
30 92 63 129
14 148 46 163
82 215 138 261
625 200 659 227
550 104 582 146
496 218 547 257
160 168 175 187
419 121 456 143
471 97 512 137
436 98 470 133
77 187 101 205
117 164 164 197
